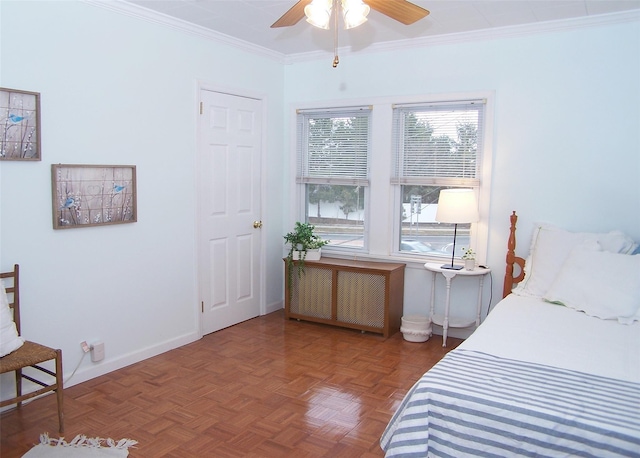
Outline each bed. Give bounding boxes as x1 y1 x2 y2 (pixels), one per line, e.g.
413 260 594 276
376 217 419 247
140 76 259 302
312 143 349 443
380 212 640 457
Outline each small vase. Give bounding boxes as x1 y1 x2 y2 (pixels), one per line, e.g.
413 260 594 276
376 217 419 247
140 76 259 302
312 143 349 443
305 249 321 261
464 259 475 270
292 249 322 261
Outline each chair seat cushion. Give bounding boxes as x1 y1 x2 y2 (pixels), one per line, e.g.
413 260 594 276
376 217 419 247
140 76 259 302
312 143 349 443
0 283 24 357
0 341 58 373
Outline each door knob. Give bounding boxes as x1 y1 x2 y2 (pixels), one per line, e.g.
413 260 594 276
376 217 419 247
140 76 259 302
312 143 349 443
253 220 263 229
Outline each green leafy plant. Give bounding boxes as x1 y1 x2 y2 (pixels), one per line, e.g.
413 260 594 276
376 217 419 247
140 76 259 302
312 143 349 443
284 222 329 291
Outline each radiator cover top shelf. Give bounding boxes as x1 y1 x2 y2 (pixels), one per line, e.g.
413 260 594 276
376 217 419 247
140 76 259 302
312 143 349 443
284 257 405 337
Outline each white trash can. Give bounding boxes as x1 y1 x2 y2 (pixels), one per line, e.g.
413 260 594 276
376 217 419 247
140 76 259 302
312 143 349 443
401 315 432 342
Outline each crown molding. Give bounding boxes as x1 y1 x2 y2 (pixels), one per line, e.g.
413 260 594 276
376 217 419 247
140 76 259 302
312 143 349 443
284 9 640 64
83 1 638 66
83 0 287 63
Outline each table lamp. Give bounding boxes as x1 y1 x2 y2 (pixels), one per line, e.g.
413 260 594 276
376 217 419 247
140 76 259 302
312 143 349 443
435 189 479 270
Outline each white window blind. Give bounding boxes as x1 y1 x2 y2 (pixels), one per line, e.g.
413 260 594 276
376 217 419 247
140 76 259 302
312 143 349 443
297 107 371 186
392 100 485 187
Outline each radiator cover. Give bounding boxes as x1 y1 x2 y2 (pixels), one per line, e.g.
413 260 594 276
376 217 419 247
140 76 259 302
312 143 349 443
284 258 405 337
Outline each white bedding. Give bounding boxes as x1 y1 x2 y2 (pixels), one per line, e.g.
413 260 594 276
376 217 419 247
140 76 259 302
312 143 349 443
458 294 640 383
382 219 640 456
381 294 640 457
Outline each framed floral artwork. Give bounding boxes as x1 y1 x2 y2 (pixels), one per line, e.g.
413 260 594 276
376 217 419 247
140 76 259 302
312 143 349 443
51 164 137 229
1 87 41 161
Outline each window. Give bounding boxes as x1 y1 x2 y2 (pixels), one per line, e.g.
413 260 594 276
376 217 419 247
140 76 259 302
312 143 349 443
296 107 371 251
293 95 491 263
392 100 486 259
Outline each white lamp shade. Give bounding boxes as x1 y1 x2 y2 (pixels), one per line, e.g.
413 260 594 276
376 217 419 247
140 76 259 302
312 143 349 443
342 0 370 29
435 189 479 224
305 0 333 29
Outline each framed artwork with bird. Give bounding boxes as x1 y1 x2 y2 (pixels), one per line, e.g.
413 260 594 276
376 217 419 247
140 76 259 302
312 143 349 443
1 87 41 161
51 164 137 229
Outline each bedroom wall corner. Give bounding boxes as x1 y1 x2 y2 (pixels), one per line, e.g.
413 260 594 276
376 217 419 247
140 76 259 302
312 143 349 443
0 0 286 399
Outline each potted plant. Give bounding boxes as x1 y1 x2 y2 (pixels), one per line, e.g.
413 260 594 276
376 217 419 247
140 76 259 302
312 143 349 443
284 222 329 285
462 247 476 270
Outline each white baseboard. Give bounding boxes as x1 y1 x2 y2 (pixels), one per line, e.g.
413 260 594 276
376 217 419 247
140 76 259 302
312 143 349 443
0 331 200 411
64 331 200 387
265 300 283 315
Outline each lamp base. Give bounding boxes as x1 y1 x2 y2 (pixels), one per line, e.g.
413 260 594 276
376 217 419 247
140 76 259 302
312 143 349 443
440 264 464 270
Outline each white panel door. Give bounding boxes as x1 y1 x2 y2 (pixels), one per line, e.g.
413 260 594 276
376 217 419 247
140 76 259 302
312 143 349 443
198 89 262 335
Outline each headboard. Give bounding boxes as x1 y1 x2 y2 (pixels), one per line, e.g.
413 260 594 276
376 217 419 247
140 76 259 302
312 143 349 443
503 211 526 298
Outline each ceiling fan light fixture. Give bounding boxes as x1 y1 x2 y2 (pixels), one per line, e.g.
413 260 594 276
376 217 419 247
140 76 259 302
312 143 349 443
304 0 333 30
341 0 370 29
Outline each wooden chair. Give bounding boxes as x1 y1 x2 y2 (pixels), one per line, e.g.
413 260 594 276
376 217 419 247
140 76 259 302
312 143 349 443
0 264 64 432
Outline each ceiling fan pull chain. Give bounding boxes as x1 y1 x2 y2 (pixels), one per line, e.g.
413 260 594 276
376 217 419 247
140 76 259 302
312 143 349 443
333 0 339 67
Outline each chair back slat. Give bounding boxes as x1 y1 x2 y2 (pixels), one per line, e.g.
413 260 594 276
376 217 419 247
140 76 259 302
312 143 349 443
0 264 21 334
0 263 63 434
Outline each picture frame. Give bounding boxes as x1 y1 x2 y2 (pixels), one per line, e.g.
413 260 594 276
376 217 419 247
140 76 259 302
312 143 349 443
51 164 137 229
1 87 41 161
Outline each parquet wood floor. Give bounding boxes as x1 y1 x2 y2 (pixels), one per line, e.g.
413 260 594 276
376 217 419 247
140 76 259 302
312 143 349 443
1 310 461 457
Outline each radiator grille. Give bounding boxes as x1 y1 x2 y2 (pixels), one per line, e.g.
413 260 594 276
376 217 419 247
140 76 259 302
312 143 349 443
290 267 332 319
337 271 385 328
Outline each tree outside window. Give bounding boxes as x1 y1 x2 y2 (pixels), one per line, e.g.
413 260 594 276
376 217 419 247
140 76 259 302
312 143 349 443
297 107 370 250
393 101 485 258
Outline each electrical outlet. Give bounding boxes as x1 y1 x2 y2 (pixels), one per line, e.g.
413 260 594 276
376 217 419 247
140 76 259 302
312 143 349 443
80 341 90 353
90 342 105 362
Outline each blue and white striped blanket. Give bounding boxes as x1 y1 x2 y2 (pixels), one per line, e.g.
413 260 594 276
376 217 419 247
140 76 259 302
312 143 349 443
381 349 640 457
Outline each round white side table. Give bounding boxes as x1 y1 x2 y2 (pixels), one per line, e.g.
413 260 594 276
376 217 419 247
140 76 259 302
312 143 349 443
424 262 491 347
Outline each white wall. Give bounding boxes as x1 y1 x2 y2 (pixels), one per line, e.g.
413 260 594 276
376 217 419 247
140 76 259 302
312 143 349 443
1 0 638 396
0 0 285 395
283 17 640 334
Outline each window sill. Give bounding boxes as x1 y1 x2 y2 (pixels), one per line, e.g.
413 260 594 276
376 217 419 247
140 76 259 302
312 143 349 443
321 251 456 270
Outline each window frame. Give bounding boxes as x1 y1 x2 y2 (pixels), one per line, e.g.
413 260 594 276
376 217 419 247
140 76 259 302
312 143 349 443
295 106 372 255
391 99 488 263
290 92 493 266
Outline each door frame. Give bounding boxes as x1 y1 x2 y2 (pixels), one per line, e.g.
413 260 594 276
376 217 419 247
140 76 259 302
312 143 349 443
195 80 268 338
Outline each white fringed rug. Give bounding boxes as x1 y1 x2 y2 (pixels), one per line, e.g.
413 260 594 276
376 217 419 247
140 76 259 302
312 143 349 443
22 434 137 457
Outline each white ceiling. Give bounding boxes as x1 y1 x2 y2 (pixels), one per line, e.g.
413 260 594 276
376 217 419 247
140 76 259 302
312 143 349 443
114 0 640 57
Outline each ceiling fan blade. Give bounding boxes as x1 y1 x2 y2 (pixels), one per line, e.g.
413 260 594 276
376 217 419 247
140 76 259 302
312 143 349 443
271 0 313 28
365 0 430 25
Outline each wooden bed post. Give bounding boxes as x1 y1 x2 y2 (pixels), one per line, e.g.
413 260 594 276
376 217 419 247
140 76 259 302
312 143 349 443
503 211 525 298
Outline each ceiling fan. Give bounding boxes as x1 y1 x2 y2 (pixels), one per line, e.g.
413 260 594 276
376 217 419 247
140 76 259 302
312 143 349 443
271 0 430 28
271 0 430 67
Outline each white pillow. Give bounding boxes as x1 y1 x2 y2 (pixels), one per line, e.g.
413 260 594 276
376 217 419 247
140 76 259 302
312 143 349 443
512 223 638 298
0 282 24 357
544 247 640 324
600 230 640 254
